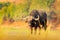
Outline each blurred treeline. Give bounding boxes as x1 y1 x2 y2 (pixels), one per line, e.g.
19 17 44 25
0 0 59 24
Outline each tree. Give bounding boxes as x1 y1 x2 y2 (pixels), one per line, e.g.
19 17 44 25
46 0 55 10
22 0 32 17
0 3 3 9
2 2 11 23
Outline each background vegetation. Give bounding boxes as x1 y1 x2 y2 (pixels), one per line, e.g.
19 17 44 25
0 0 59 24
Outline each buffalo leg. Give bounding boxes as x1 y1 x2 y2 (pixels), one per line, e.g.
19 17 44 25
31 27 33 34
43 21 47 30
38 26 41 35
34 27 37 34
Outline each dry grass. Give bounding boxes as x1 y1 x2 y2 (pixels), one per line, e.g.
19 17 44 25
0 21 60 40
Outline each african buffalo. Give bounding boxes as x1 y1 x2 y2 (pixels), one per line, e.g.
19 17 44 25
25 10 47 34
29 10 41 34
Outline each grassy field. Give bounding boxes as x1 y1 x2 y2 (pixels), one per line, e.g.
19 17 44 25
0 21 60 40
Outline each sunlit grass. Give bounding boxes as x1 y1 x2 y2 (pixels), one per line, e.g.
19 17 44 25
0 21 60 40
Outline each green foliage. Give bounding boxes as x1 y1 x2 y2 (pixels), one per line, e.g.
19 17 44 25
0 0 55 22
0 3 3 9
3 2 10 7
46 0 55 8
